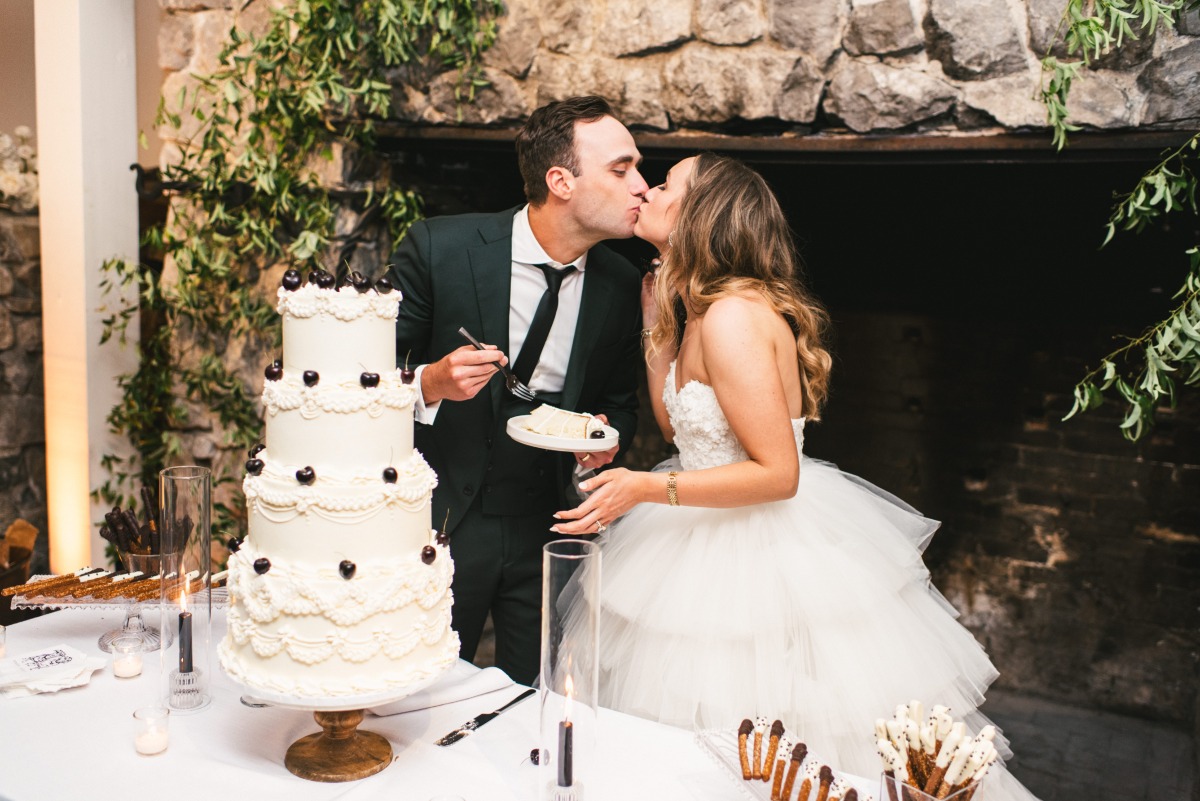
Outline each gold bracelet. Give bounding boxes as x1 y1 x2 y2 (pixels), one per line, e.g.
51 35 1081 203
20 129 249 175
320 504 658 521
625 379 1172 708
666 471 679 506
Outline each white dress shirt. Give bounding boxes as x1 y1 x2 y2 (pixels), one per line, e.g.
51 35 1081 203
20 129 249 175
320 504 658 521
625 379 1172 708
415 206 586 423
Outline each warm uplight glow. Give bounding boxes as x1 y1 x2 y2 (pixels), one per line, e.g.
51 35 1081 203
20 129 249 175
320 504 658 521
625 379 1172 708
35 0 140 572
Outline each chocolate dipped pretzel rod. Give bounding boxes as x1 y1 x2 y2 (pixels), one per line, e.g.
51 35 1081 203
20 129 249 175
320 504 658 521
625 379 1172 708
815 765 834 801
763 720 785 783
738 719 754 779
31 570 116 598
782 741 808 801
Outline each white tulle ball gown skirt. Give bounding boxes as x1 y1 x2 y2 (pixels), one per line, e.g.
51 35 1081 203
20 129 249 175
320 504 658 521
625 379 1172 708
566 455 1042 801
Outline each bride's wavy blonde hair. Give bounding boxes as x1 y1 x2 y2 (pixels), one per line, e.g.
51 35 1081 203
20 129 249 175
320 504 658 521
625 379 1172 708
650 153 832 419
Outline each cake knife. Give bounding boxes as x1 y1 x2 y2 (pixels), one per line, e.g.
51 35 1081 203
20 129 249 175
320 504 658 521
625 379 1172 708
435 688 536 746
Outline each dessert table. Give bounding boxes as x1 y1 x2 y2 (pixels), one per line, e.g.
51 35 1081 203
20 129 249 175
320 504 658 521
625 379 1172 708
0 608 751 801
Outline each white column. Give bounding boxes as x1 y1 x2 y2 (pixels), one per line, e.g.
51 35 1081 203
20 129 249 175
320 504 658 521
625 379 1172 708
35 0 139 572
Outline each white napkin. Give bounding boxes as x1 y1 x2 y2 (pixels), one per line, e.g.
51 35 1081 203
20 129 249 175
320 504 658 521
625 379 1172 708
0 644 106 698
368 659 515 716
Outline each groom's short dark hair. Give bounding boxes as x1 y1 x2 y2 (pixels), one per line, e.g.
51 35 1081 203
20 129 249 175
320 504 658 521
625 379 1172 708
517 96 616 206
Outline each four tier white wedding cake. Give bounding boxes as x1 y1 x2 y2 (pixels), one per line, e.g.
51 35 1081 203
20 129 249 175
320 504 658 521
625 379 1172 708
219 270 459 702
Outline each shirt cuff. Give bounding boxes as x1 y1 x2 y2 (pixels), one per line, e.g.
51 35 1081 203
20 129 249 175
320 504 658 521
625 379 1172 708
413 364 442 425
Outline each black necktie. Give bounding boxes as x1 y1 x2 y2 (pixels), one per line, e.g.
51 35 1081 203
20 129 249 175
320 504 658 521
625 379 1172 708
512 263 576 385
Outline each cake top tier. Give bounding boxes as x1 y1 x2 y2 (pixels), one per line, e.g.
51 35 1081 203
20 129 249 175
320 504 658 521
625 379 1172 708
277 279 400 323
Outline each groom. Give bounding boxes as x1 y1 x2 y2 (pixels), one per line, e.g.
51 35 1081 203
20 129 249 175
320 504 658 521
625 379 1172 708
387 96 647 685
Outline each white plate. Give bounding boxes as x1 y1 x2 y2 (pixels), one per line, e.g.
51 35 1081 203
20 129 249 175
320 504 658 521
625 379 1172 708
506 415 619 453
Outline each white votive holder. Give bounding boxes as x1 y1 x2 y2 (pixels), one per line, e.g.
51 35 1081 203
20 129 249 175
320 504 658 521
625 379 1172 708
111 635 144 678
133 706 170 755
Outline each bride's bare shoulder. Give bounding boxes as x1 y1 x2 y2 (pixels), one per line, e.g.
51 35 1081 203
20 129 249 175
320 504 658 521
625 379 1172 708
703 293 783 336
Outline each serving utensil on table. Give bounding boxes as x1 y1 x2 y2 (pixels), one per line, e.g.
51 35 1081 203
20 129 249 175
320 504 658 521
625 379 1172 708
457 327 537 402
435 687 536 746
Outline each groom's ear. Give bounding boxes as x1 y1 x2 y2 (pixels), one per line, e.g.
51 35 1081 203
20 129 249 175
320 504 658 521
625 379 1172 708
545 166 575 202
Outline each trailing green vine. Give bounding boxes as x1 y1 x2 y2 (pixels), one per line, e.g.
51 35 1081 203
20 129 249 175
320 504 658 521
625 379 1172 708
1038 0 1200 440
97 0 501 537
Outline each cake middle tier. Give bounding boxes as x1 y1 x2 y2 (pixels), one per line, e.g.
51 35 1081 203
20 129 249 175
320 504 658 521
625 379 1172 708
244 449 437 562
262 374 417 468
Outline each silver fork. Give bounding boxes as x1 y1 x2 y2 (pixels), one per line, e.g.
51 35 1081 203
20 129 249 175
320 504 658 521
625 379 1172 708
457 326 538 402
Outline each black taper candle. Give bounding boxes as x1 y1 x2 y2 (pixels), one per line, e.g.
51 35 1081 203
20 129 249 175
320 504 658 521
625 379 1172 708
179 610 193 673
557 719 573 787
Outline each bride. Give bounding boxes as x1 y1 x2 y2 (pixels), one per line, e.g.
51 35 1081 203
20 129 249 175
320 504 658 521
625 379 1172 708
551 154 1040 800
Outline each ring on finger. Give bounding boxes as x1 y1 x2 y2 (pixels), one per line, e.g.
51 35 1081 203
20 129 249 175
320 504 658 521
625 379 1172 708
595 521 607 533
580 453 590 462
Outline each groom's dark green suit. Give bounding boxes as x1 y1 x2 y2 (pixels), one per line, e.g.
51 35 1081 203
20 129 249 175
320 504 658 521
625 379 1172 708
387 208 641 683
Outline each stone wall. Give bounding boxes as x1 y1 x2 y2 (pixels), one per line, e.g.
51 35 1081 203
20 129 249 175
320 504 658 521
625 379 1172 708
395 0 1200 134
0 211 47 572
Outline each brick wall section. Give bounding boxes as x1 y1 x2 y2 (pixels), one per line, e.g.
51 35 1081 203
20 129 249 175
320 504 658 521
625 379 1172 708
0 211 47 571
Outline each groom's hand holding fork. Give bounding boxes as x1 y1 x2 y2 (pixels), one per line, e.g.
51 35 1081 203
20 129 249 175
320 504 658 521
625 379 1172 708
420 344 508 404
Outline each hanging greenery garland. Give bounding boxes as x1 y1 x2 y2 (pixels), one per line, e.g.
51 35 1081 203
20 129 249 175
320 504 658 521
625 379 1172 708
1039 0 1200 440
98 0 501 537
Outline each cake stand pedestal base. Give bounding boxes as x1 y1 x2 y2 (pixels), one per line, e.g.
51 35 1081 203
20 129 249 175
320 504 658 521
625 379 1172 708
284 709 392 782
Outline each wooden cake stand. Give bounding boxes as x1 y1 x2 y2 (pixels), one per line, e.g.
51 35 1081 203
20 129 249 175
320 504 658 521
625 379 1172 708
233 672 446 783
284 709 391 782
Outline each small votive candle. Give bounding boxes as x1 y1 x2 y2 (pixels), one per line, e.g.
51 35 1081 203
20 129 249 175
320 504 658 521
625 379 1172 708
133 706 170 755
111 635 143 678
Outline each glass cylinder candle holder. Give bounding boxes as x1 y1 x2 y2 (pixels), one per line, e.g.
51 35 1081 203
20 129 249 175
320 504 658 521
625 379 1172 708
159 466 212 713
111 635 144 678
539 539 601 801
881 772 983 801
133 706 170 755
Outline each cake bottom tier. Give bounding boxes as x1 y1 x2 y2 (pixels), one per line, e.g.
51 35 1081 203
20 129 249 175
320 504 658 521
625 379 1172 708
219 540 459 699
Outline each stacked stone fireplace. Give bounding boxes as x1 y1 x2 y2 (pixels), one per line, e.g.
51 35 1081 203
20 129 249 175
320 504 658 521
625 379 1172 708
107 0 1200 737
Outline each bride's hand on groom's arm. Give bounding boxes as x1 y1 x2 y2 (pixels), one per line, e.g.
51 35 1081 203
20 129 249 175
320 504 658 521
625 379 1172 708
550 467 657 535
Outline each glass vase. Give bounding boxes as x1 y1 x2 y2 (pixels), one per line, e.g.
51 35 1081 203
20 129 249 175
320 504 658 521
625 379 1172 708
881 771 984 801
159 466 212 713
97 551 173 653
539 539 601 801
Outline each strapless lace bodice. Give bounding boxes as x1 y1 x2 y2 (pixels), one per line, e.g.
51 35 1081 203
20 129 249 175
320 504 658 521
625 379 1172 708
663 361 805 471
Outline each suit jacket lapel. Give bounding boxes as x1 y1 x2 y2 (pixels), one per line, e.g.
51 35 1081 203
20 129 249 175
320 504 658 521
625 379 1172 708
563 252 617 410
467 210 517 419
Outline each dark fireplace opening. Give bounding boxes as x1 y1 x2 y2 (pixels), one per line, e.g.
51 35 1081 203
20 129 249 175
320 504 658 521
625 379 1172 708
390 141 1200 726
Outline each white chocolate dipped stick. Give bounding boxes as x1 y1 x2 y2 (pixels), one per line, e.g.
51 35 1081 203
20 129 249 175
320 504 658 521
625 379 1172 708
904 718 926 787
753 716 768 780
908 700 925 726
935 740 974 799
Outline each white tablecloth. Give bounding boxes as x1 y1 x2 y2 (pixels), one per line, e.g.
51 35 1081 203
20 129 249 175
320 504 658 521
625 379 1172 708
0 608 751 801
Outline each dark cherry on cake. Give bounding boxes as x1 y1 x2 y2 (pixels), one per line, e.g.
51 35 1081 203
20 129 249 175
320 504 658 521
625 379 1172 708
400 366 415 384
245 458 265 476
296 466 316 485
281 269 302 291
253 557 271 575
227 536 242 553
249 443 265 458
360 372 380 388
375 276 394 294
348 271 371 293
382 466 398 483
303 370 320 387
316 271 336 289
264 360 283 381
589 429 606 439
420 545 437 565
435 529 451 547
339 560 356 580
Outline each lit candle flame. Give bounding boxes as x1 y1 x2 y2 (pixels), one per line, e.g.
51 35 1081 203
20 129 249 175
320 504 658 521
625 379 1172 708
564 673 574 723
179 588 187 611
